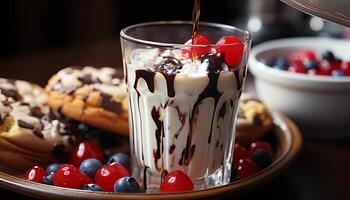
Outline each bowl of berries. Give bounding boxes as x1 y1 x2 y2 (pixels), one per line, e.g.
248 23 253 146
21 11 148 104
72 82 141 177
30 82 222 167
249 37 350 138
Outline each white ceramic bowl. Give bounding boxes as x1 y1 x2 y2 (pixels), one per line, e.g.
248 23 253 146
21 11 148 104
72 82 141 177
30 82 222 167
249 37 350 138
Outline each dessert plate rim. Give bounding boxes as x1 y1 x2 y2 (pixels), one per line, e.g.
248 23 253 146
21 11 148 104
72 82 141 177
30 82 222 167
0 111 302 200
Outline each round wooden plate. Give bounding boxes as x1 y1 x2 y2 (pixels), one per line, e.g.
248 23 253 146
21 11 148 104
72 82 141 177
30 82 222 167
0 111 302 200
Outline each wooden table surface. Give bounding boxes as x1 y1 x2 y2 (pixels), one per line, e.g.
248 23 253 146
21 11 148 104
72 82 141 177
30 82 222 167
0 39 349 200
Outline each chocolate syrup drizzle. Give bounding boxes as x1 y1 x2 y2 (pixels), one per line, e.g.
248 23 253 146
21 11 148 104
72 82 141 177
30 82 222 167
151 106 164 171
131 53 245 171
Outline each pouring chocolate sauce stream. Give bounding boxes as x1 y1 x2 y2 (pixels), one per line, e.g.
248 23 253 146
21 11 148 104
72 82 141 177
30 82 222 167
191 0 201 61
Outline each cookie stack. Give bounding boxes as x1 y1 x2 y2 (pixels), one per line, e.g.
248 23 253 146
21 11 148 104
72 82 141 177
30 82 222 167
0 66 128 171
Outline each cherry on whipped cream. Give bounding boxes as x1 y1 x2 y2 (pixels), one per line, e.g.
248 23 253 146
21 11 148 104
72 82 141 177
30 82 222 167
216 36 243 67
160 170 194 193
183 34 212 59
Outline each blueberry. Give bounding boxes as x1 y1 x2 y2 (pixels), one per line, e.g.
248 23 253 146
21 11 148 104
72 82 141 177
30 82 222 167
303 60 319 71
230 168 237 182
83 184 102 192
332 70 346 77
251 150 273 169
260 58 275 67
79 158 103 179
42 172 55 185
46 163 61 174
322 50 336 61
107 153 130 171
274 57 289 70
114 177 143 193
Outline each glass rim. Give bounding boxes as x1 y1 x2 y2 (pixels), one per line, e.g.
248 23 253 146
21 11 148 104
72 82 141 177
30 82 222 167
120 21 251 48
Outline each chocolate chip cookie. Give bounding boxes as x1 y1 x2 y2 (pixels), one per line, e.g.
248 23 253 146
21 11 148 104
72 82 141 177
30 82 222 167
0 78 78 170
45 66 129 136
236 94 273 145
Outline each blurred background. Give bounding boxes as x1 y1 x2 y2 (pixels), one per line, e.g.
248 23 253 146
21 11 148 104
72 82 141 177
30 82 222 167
0 0 349 85
0 0 348 58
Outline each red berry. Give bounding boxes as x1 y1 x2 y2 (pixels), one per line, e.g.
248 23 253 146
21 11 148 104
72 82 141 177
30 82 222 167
94 163 130 192
330 61 342 70
216 36 244 67
70 141 104 167
237 159 260 179
233 143 249 168
288 65 306 74
23 166 47 183
160 170 194 193
249 141 273 158
341 61 350 76
302 50 317 60
319 61 333 76
53 164 82 189
183 34 212 58
81 173 94 186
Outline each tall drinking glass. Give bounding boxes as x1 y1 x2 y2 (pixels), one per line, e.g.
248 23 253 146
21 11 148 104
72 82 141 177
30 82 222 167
120 21 251 192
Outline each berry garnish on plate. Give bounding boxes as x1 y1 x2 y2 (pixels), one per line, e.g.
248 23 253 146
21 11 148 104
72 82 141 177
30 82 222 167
46 163 61 174
53 164 82 189
94 163 130 192
233 143 249 168
70 141 104 167
107 153 130 172
160 170 194 193
249 141 273 157
81 173 94 186
216 36 244 67
251 150 273 169
42 172 55 185
183 34 212 58
83 184 102 192
79 158 103 179
114 177 143 193
236 158 260 179
23 166 47 183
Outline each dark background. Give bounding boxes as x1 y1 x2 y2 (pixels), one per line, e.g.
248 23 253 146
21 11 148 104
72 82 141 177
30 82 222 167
0 0 243 58
0 0 344 59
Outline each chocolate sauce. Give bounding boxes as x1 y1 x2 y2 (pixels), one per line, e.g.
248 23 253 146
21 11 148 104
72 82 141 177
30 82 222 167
218 102 227 119
0 116 3 125
151 106 163 171
234 70 242 90
100 93 122 114
155 57 183 97
169 144 176 154
174 105 187 139
191 0 201 60
134 69 156 93
143 166 149 189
